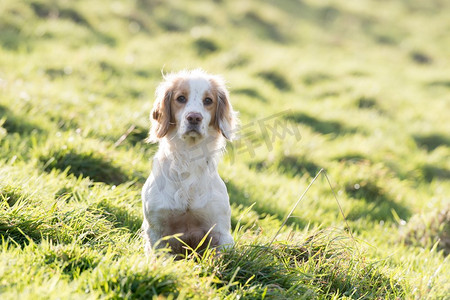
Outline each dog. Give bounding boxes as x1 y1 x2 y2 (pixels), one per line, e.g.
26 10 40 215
141 69 238 255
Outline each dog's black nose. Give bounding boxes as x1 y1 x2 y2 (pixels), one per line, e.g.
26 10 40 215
186 112 203 125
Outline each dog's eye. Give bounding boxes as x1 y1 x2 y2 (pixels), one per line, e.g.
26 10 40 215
203 98 213 105
176 96 187 103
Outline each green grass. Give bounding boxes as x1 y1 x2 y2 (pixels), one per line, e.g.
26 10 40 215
1 0 449 298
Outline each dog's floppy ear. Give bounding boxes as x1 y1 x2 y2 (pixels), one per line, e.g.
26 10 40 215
212 76 238 140
148 81 172 143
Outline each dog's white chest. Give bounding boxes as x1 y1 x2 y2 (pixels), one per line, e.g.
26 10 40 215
143 161 219 213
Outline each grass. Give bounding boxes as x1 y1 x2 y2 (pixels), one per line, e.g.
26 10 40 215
1 0 449 298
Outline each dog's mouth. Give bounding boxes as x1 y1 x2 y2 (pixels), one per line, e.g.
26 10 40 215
187 128 200 133
181 127 204 143
185 128 201 136
183 125 203 136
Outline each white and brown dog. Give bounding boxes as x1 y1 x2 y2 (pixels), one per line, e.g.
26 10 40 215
142 69 237 255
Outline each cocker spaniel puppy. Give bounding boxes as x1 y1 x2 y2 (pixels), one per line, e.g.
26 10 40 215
142 69 237 255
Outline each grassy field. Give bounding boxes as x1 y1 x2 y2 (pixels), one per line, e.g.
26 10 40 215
1 0 449 298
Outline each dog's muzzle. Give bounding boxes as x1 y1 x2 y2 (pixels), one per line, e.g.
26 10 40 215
183 112 203 137
184 124 202 136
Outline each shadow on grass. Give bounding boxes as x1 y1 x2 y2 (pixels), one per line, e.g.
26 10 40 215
47 113 80 131
332 152 369 164
211 245 309 298
40 150 129 185
413 133 450 151
108 124 159 152
302 71 334 85
0 105 44 135
426 80 450 89
240 11 288 43
257 70 291 91
91 268 179 298
0 202 118 248
0 185 27 207
265 0 405 46
402 205 450 256
234 87 268 103
142 5 199 33
123 124 149 146
44 247 101 278
226 181 308 228
410 51 433 64
421 165 450 182
277 155 321 178
0 220 47 246
356 96 378 109
285 112 358 136
0 23 32 50
193 37 219 56
30 1 116 46
0 208 64 247
249 155 321 179
96 201 142 232
345 181 411 222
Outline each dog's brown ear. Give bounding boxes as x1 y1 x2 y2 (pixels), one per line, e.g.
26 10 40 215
212 77 238 140
148 81 172 143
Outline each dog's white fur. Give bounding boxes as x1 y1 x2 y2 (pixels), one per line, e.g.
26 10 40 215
142 69 237 254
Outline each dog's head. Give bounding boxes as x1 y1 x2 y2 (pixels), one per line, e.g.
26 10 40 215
148 69 237 145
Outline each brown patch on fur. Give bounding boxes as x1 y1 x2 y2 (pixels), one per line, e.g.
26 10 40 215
162 210 219 255
149 77 188 141
170 79 190 124
209 77 233 139
203 88 218 127
149 91 171 141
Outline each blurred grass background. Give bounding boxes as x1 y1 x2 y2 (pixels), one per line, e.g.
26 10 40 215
0 0 449 298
